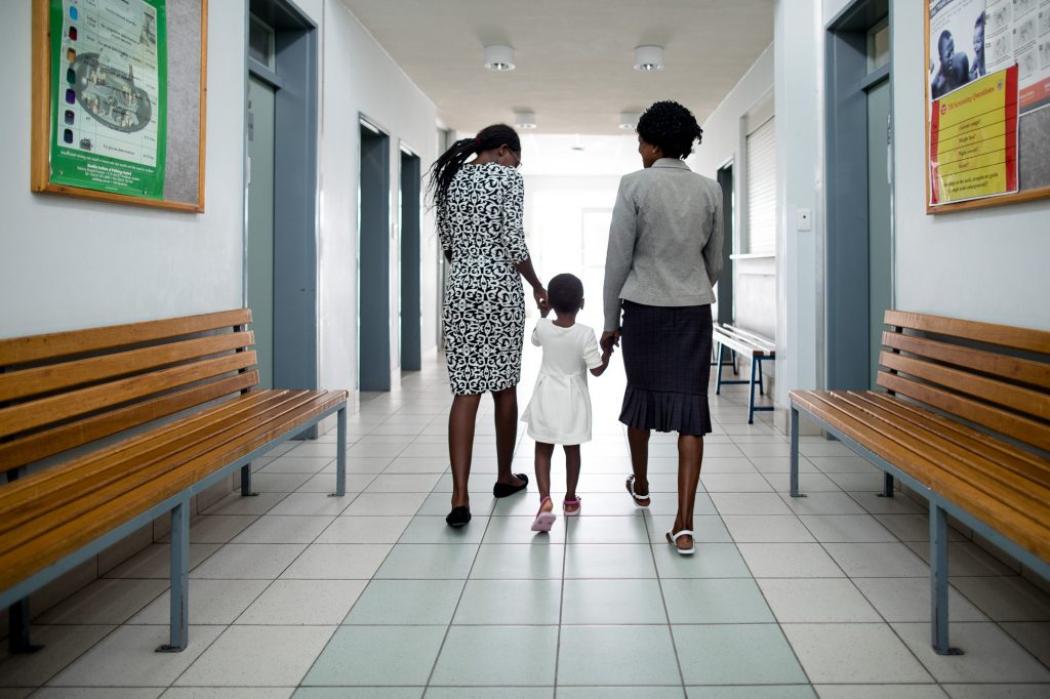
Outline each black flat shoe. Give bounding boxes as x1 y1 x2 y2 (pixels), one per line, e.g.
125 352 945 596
493 473 529 498
446 506 471 528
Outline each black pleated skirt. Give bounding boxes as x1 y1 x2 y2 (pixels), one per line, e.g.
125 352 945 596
619 301 713 436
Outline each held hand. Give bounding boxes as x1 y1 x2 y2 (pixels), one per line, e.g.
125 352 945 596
533 286 549 314
600 330 620 354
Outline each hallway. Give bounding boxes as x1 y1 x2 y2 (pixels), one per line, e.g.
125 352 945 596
1 348 1047 697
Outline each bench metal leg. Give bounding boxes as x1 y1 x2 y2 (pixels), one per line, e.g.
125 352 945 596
930 502 962 656
715 343 726 395
789 407 805 498
757 356 765 396
747 358 758 424
158 499 190 653
331 407 347 497
8 599 42 654
880 473 895 498
240 464 258 497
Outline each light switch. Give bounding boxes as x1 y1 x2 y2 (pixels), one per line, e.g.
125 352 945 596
797 208 812 231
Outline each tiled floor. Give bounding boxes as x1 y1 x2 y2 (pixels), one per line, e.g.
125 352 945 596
1 349 1049 698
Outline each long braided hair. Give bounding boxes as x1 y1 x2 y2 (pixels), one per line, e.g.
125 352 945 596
427 124 521 213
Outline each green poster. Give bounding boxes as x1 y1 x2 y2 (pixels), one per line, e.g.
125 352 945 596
49 0 167 199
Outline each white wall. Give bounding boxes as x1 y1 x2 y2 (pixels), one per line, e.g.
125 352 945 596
891 0 1050 330
297 0 441 396
0 1 247 337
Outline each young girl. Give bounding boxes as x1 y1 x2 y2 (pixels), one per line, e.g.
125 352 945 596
521 273 610 532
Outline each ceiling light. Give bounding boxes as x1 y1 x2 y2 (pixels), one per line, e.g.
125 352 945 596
619 111 641 130
634 45 664 72
514 111 537 129
484 44 515 72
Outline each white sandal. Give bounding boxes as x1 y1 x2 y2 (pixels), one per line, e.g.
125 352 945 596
666 529 695 556
625 475 650 507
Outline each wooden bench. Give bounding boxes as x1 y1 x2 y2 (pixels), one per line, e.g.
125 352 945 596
789 310 1049 655
713 323 776 424
0 309 348 653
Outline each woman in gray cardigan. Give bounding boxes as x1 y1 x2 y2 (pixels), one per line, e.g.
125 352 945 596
601 101 723 556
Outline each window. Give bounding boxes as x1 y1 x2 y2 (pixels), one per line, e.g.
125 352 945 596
249 16 275 69
746 116 776 255
868 19 890 71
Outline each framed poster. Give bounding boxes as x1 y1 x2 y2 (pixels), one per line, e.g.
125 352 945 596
31 0 207 212
925 0 1050 213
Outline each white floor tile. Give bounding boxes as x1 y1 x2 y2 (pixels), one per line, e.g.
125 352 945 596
237 579 366 625
175 625 336 687
782 623 933 684
893 621 1050 683
758 578 880 622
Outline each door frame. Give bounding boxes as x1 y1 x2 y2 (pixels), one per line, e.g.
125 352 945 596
398 142 423 372
715 160 735 326
358 115 392 392
824 0 894 390
243 0 319 395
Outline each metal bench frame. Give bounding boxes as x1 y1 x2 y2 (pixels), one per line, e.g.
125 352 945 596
713 325 775 424
789 404 1050 656
0 404 348 654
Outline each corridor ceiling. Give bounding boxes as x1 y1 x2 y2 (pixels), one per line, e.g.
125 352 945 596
338 0 775 134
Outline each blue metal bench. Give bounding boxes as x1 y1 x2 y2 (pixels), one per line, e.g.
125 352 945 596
790 310 1050 655
713 323 776 424
0 309 348 653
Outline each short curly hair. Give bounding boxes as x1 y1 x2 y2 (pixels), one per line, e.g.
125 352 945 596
636 100 704 160
547 273 584 315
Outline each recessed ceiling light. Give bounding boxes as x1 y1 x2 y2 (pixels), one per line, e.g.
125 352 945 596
619 111 641 130
634 45 664 72
514 111 537 129
484 44 515 72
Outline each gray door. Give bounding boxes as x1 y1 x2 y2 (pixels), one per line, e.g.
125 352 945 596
247 77 276 388
866 78 892 388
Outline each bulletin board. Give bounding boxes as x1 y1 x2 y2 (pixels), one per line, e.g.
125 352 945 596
924 0 1050 214
31 0 208 212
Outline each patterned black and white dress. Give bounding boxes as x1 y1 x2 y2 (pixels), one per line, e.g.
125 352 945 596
439 163 530 395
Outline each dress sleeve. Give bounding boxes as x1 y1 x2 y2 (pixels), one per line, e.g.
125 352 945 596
437 206 452 260
581 328 604 370
531 322 543 347
502 170 530 264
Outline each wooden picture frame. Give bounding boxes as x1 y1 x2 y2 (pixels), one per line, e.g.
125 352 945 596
30 0 208 213
924 4 1050 214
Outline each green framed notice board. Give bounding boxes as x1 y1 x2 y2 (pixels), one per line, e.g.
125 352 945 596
31 0 208 212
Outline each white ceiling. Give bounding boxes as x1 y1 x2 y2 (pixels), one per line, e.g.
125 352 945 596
339 0 775 135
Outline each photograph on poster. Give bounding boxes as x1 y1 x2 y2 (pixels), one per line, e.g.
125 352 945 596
926 0 1050 211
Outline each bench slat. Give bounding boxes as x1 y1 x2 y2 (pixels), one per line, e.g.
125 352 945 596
713 328 767 357
861 392 1050 487
826 392 1050 514
0 389 345 592
0 389 284 515
0 309 252 366
0 371 259 472
878 371 1050 451
0 352 257 439
884 310 1050 355
722 325 776 353
792 390 1050 562
879 351 1050 422
0 386 340 554
882 331 1050 391
0 331 254 402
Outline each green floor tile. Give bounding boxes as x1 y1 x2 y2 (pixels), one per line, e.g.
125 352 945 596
430 625 558 686
564 544 656 578
652 542 751 578
673 624 807 685
686 686 816 698
662 578 774 623
344 579 464 625
557 625 680 685
302 625 445 686
470 544 564 579
561 579 667 624
453 579 562 625
375 544 479 579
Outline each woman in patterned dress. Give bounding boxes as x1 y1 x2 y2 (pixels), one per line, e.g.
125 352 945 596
429 124 548 527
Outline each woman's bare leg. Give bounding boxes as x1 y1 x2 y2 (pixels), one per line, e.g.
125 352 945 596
448 394 481 508
492 386 526 488
674 434 704 550
627 427 651 499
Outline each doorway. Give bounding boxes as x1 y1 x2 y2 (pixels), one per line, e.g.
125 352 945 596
244 3 318 394
247 76 276 388
825 0 893 390
359 120 391 391
715 163 735 326
400 148 422 372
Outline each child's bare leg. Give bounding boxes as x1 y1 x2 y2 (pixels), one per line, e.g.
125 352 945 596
534 442 555 511
563 445 581 502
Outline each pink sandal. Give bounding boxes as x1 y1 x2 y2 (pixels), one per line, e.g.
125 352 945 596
531 497 557 532
563 497 582 516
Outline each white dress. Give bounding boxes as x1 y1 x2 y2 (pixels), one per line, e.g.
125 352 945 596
521 319 604 445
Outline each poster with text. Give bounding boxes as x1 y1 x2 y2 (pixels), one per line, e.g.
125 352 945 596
49 0 167 199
